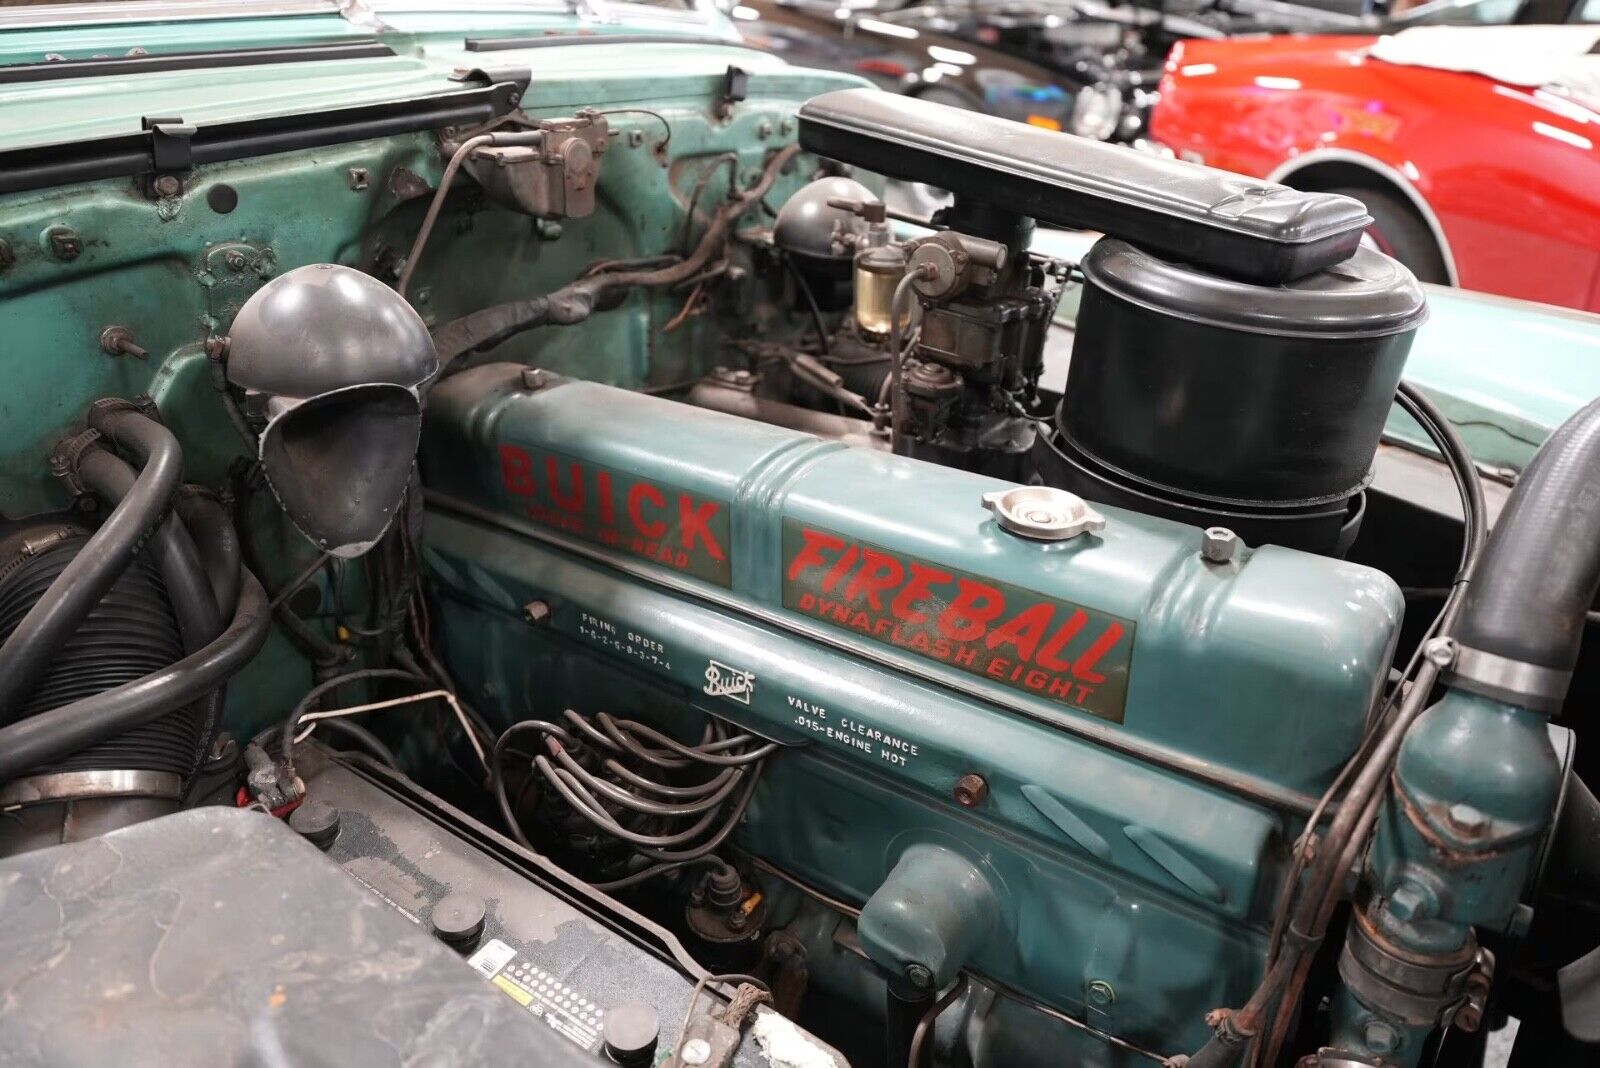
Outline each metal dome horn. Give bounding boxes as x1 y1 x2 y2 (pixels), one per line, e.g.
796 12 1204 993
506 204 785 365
225 264 438 558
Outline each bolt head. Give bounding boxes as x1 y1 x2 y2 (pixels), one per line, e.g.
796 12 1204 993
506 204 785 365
522 600 552 626
1386 882 1435 923
904 964 933 989
44 226 81 262
952 773 989 808
1086 979 1116 1006
153 174 182 198
1361 1018 1400 1055
1200 527 1240 564
1446 803 1488 836
520 367 549 391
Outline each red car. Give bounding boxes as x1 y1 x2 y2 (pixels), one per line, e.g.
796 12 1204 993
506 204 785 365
1151 24 1600 310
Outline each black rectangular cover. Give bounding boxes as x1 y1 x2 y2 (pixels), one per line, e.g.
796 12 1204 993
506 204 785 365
799 88 1371 283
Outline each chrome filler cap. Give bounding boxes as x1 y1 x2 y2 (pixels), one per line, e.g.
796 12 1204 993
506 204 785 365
982 486 1106 542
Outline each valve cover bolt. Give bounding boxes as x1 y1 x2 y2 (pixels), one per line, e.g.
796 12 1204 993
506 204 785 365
1200 527 1240 564
522 600 552 626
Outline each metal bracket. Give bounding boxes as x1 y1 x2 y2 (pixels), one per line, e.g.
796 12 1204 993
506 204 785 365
447 66 531 108
142 116 196 172
716 65 749 120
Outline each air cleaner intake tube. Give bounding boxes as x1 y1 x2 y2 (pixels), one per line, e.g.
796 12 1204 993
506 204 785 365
0 568 270 784
0 407 181 716
1448 395 1600 711
76 451 230 764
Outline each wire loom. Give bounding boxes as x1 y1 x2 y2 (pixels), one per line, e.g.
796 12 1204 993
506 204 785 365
492 710 779 891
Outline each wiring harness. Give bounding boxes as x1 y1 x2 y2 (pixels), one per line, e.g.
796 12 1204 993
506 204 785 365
492 711 778 891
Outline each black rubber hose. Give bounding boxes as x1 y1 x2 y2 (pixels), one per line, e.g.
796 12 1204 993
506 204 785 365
175 488 241 619
77 449 230 767
317 718 400 768
77 450 221 654
1453 395 1600 696
0 566 271 783
0 407 183 717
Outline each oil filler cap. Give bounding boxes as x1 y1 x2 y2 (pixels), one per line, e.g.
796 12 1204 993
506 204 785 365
982 486 1105 542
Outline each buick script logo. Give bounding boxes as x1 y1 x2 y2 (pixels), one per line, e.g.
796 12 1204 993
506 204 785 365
703 659 755 704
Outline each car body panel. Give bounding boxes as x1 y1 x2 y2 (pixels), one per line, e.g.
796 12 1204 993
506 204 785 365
733 0 1073 126
1152 32 1600 310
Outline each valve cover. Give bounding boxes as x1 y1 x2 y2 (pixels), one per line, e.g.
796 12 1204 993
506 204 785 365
418 365 1405 1048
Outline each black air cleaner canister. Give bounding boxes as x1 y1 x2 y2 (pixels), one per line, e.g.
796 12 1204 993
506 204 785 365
1046 238 1426 554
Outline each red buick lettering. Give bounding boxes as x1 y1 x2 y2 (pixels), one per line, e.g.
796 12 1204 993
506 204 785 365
495 443 732 587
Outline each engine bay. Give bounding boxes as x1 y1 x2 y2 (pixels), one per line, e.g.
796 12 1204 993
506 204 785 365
0 37 1596 1068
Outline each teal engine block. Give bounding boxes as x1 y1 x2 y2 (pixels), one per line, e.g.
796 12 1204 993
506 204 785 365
420 365 1406 1060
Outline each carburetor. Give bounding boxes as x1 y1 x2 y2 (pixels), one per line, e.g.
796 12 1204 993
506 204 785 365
801 192 1056 480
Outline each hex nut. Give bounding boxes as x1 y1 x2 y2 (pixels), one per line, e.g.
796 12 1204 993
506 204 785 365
153 174 182 198
1086 980 1116 1007
953 773 989 808
1200 527 1240 564
522 600 552 626
903 964 933 989
520 367 550 391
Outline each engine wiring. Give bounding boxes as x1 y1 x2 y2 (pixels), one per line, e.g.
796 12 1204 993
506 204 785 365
490 711 778 891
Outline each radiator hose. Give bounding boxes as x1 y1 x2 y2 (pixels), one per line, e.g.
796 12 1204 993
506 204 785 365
1448 395 1600 711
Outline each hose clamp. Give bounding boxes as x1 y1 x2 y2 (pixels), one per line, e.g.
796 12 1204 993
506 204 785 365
0 769 184 808
49 428 103 497
1446 645 1569 714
